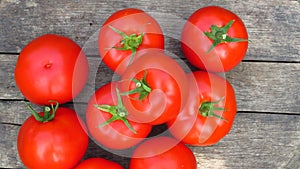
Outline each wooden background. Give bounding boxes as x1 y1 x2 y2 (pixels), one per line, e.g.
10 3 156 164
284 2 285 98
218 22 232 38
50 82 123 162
0 0 299 168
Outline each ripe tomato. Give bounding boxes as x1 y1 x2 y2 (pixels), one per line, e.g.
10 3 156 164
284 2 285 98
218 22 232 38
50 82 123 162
86 82 152 150
14 34 89 105
98 8 164 75
167 71 237 146
181 6 248 72
17 105 89 169
119 51 189 125
129 136 197 169
74 158 124 169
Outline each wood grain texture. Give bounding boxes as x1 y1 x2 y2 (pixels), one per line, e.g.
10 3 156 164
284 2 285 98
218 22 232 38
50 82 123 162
1 0 300 168
1 109 299 169
191 112 300 169
2 54 299 114
0 0 299 61
226 62 300 114
0 54 21 100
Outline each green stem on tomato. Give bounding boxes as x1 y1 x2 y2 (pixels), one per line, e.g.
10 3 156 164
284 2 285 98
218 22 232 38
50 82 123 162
204 20 248 53
25 100 59 123
109 25 144 65
94 88 137 134
120 71 152 100
198 97 228 121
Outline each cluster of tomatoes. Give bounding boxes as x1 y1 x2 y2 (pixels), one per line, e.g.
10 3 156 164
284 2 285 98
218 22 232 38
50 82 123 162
14 6 248 169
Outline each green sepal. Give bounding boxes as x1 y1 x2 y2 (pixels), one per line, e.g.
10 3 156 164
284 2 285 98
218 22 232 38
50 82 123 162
199 97 228 122
204 20 248 53
25 100 59 123
94 88 137 134
120 71 152 100
109 25 144 65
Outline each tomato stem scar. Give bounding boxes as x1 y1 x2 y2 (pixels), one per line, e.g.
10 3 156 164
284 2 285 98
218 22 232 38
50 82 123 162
44 63 52 68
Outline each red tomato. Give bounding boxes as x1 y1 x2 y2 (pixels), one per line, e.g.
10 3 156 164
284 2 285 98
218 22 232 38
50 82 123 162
86 82 152 150
17 105 89 169
120 51 189 125
74 158 124 169
181 6 248 72
167 71 237 146
98 8 164 75
14 34 89 105
129 136 197 169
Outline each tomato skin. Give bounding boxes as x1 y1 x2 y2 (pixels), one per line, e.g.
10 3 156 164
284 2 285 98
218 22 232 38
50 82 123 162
181 6 248 72
14 34 89 105
17 107 89 169
120 51 189 125
98 8 164 75
167 71 237 146
86 82 152 150
129 136 197 169
74 158 124 169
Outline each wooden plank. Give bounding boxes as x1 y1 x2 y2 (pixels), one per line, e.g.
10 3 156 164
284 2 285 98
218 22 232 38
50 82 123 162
2 54 299 114
1 1 300 169
191 112 300 169
1 107 299 169
0 55 21 100
226 62 300 114
0 0 299 62
285 145 300 169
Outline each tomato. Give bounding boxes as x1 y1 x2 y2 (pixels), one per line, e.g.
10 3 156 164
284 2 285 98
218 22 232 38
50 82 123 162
74 158 124 169
129 136 197 169
17 104 89 169
86 82 152 150
98 8 164 75
119 51 189 125
181 6 248 72
167 71 237 146
14 34 89 105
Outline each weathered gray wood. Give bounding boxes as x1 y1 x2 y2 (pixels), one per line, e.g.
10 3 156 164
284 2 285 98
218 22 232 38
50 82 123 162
2 54 299 114
1 110 299 169
0 54 20 100
0 0 299 61
1 0 300 168
285 145 300 169
226 62 300 114
190 112 300 169
0 124 23 168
